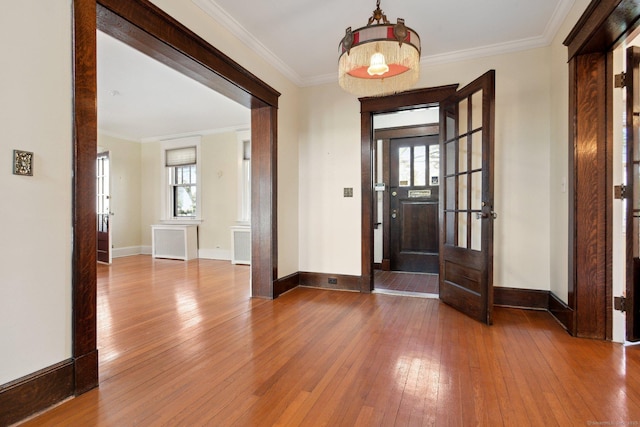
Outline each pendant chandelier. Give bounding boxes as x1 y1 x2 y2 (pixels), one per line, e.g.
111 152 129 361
338 0 421 97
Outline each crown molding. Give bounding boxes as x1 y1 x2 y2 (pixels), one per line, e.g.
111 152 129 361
98 125 250 143
192 0 305 86
193 0 576 87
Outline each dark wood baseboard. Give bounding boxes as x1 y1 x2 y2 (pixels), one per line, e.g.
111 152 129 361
494 287 549 310
549 291 575 335
74 350 99 394
493 287 575 334
0 360 74 426
273 272 299 297
299 272 361 291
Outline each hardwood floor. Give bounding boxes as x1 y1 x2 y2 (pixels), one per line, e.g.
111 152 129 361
374 270 439 294
19 255 640 426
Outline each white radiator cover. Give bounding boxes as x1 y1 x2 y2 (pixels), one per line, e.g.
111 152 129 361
151 225 198 260
231 226 251 265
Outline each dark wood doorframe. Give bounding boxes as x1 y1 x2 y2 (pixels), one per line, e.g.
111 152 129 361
73 0 280 395
360 85 459 292
563 0 640 339
374 125 439 272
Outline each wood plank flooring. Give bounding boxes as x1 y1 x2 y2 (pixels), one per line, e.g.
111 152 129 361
19 255 640 426
374 270 439 294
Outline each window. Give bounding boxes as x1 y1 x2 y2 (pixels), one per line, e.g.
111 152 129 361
164 142 200 219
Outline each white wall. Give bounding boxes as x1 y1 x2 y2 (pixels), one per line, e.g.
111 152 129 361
137 133 239 260
549 0 592 302
299 84 362 274
0 1 72 385
300 47 555 290
199 132 239 259
98 133 143 254
148 0 300 278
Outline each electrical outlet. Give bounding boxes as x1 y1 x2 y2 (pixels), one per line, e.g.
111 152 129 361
328 277 338 284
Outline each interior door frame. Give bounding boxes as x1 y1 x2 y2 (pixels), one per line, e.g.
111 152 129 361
96 151 111 265
563 0 640 339
360 85 458 292
625 45 640 341
374 125 440 271
72 0 280 395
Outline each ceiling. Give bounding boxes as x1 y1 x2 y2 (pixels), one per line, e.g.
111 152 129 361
97 31 251 142
98 0 576 141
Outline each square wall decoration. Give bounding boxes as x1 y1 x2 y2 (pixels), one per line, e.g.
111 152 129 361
13 150 33 176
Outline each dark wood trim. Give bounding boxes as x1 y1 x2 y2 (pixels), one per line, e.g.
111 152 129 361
251 105 278 297
564 0 640 60
299 272 362 292
0 361 74 426
360 85 458 294
567 56 577 319
96 0 280 107
493 287 549 310
360 84 459 113
95 1 279 298
564 0 640 342
549 292 575 334
56 1 280 421
572 52 609 339
73 0 99 395
490 288 575 333
361 111 374 293
273 272 299 298
374 124 439 140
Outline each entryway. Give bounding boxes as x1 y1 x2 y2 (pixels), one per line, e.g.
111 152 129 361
363 73 496 325
372 107 441 295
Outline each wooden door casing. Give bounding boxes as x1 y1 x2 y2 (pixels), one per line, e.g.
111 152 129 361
626 46 640 341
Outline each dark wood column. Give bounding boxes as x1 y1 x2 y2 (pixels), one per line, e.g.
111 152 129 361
251 104 278 298
360 112 374 292
73 0 99 394
568 52 610 339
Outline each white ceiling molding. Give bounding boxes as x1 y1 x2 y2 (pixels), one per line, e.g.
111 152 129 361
542 0 577 44
139 125 251 144
423 34 550 66
192 0 305 86
193 0 576 88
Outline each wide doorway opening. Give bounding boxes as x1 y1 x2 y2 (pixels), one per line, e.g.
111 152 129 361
372 106 440 296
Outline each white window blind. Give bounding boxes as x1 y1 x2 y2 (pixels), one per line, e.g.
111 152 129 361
166 146 197 167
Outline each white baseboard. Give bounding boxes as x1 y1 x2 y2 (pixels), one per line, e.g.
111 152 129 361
112 246 144 258
198 248 231 261
112 246 228 260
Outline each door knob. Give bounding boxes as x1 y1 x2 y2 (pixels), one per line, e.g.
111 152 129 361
476 210 497 220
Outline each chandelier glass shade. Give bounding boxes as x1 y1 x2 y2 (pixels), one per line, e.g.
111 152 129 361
338 1 421 97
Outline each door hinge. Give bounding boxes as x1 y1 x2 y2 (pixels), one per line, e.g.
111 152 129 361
615 72 627 88
615 184 628 199
615 296 627 312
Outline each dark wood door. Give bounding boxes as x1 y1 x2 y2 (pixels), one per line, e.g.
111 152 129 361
439 70 495 324
626 46 640 341
389 136 440 273
97 152 111 264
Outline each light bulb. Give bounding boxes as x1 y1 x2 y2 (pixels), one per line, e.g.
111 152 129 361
367 52 389 76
